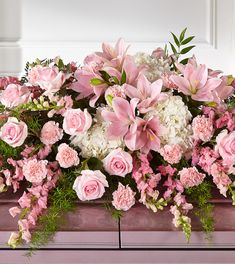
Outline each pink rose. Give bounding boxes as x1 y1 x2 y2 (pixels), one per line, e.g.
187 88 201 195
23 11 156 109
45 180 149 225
179 167 205 188
56 143 80 168
0 117 28 147
103 148 133 177
28 65 68 98
73 170 108 201
160 144 183 164
40 121 63 145
0 84 31 108
63 108 92 136
215 130 235 167
22 159 48 183
112 183 135 211
192 115 214 142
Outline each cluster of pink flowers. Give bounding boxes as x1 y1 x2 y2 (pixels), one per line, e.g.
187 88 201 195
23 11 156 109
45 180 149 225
0 36 234 247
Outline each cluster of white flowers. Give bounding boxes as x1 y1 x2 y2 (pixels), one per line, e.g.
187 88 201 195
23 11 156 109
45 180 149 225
145 94 193 151
134 52 171 82
70 107 124 159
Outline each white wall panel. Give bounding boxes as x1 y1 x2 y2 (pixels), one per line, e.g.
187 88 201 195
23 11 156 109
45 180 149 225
0 0 234 75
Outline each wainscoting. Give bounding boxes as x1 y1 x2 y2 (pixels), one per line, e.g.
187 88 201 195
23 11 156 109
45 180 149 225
1 188 235 263
0 0 235 76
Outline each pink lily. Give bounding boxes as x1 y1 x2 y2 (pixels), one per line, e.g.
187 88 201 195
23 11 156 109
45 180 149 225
102 97 139 139
70 65 108 107
125 116 163 153
124 73 167 113
171 61 222 101
213 76 234 102
96 38 129 69
122 55 145 85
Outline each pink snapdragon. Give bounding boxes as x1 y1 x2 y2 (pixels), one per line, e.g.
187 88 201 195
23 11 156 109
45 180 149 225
179 167 205 188
112 183 135 211
192 115 214 142
56 143 80 168
124 73 166 113
132 154 162 212
193 147 218 174
40 121 63 145
170 62 221 101
210 162 232 196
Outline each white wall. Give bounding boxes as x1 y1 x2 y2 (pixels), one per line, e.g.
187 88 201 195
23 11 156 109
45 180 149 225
0 0 234 75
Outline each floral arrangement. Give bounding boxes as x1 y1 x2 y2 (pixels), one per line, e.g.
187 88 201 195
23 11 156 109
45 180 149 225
0 29 235 249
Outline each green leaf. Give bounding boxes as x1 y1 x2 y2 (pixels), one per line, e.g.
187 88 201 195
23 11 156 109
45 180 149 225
99 70 111 82
87 157 103 170
179 28 187 42
110 76 119 85
169 42 177 54
181 36 195 45
106 94 113 106
90 78 105 86
180 58 189 65
57 59 64 69
180 45 195 54
120 70 127 85
171 32 180 47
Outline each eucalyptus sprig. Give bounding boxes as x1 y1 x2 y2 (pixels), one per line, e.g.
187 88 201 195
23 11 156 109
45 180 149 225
169 28 195 65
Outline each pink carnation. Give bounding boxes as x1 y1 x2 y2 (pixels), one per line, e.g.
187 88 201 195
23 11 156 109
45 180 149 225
103 148 133 177
112 183 136 211
192 115 214 142
73 170 108 201
56 143 80 168
63 108 92 136
22 159 48 183
179 167 205 188
160 144 183 164
40 121 63 145
0 117 28 148
0 84 31 108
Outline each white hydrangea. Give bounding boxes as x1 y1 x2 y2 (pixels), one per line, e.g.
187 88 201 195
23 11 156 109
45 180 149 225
70 107 124 159
134 52 171 82
145 95 193 151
